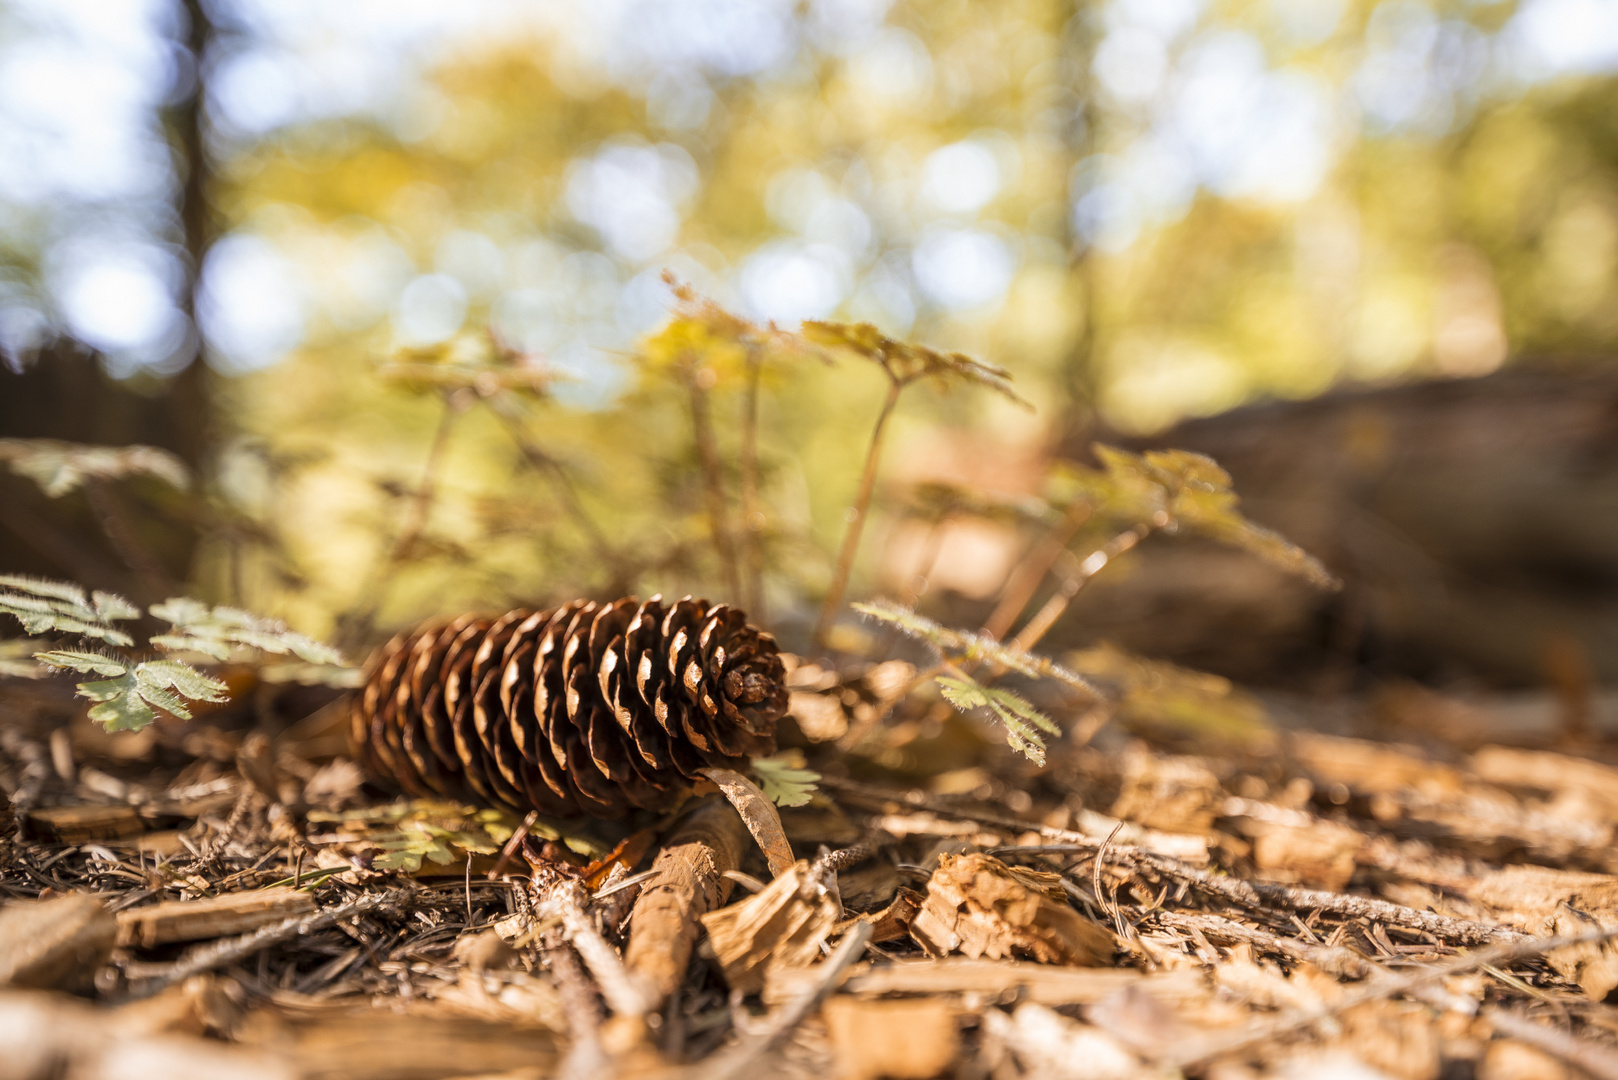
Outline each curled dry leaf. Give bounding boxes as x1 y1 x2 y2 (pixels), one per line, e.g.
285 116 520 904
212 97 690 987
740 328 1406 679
700 858 840 996
910 853 1116 966
699 766 796 878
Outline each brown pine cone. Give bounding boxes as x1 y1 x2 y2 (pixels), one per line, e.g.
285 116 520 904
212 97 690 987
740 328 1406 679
350 596 788 819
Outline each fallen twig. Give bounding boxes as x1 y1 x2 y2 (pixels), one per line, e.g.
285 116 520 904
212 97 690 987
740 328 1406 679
624 798 749 1007
994 842 1520 946
542 880 656 1019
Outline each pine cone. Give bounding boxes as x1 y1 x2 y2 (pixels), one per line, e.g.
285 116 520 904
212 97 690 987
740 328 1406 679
350 596 788 819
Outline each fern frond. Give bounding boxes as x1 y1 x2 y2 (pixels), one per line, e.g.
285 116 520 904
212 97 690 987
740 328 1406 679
1054 446 1339 591
801 320 1031 408
149 597 347 666
0 640 45 679
751 752 821 807
36 653 228 732
936 674 1061 765
35 650 128 676
853 600 1098 696
0 439 190 497
0 576 137 646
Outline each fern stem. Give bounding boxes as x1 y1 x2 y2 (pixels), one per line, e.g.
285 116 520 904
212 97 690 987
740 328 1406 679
688 368 743 603
814 378 903 650
738 345 766 621
1008 523 1152 653
981 498 1094 641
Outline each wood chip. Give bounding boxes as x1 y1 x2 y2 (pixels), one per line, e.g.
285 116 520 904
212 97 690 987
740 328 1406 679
0 894 116 991
834 958 1204 1005
116 887 317 949
1248 819 1365 891
1110 748 1223 834
701 858 840 995
823 996 959 1080
25 804 143 843
909 853 1116 965
839 886 923 945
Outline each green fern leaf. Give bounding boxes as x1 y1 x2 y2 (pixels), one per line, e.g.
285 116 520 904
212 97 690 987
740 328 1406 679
935 674 1059 765
35 650 128 677
751 752 821 807
149 597 347 666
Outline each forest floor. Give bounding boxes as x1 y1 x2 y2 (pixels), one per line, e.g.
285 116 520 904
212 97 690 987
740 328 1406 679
4 661 1618 1080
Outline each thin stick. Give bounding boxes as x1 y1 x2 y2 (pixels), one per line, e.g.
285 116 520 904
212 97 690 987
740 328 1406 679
623 798 748 1007
814 378 904 650
1008 523 1152 652
82 478 176 601
547 882 656 1018
981 498 1093 640
739 345 766 620
688 368 743 603
386 395 458 572
550 942 610 1080
488 810 538 879
995 842 1520 947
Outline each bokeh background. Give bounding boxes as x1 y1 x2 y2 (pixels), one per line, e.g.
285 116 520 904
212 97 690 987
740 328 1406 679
0 0 1615 691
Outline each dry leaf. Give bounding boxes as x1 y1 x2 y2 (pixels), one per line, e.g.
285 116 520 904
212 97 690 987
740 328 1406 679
1336 1001 1442 1080
1548 904 1618 1001
699 766 796 878
700 859 840 995
1291 734 1466 799
1478 1039 1572 1080
909 853 1116 965
823 997 959 1080
1464 865 1618 931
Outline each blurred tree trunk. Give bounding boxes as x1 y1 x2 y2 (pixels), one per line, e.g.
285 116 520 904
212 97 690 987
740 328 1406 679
0 0 215 595
1053 366 1618 690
